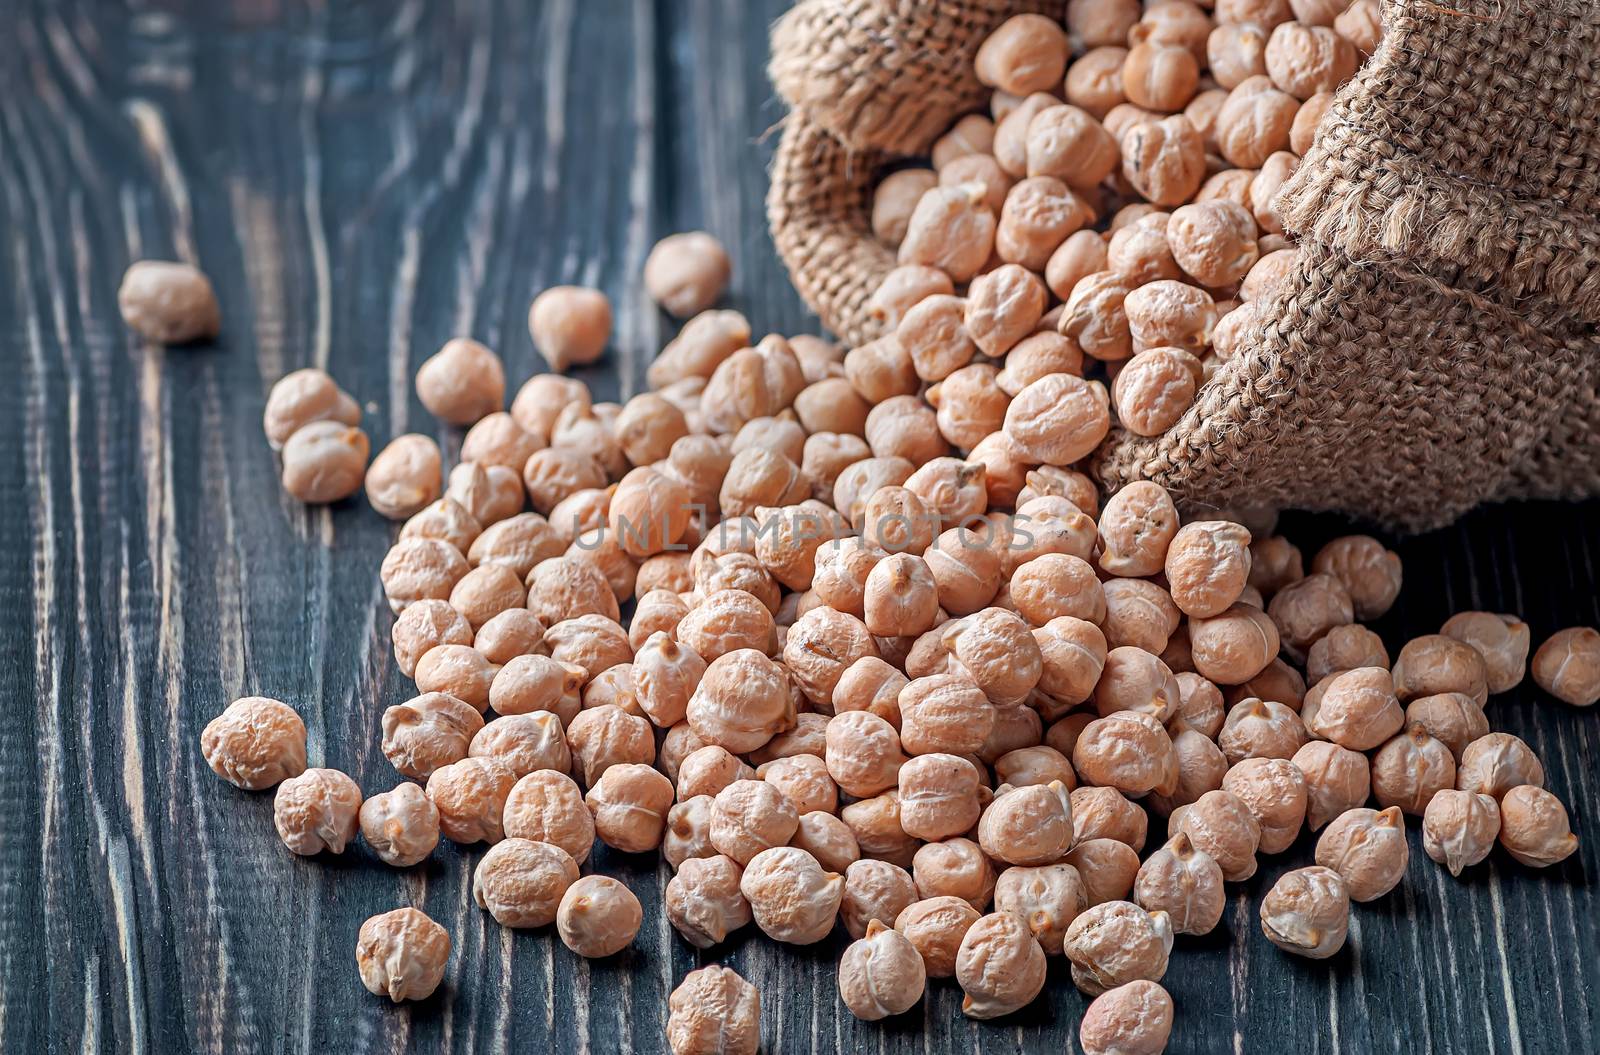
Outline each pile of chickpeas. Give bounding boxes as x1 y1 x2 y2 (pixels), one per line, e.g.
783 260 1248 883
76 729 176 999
864 1 1381 448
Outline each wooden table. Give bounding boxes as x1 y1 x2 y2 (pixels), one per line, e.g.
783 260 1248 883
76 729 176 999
2 2 1595 1052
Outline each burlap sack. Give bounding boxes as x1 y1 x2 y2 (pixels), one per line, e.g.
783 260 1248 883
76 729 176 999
767 0 1600 530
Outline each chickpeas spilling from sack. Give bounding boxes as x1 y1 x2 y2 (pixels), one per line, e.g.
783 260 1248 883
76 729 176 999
189 8 1592 1054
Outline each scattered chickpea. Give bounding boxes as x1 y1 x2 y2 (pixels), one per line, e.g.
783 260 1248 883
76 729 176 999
1422 789 1501 876
1371 724 1456 816
1133 832 1225 936
402 497 483 554
1174 789 1260 881
356 908 450 1003
472 837 579 927
838 919 928 1021
414 644 499 712
381 692 485 780
263 368 361 449
956 910 1048 1019
281 420 370 504
1531 626 1600 706
585 762 674 853
741 846 844 944
365 434 443 520
665 854 751 948
528 286 611 372
1498 785 1579 868
1065 838 1142 906
359 783 441 867
566 704 655 786
556 875 641 958
201 695 307 790
416 337 504 426
502 769 594 864
273 768 361 856
1079 980 1175 1055
667 964 761 1055
1314 806 1408 902
1260 865 1349 959
1074 712 1178 797
1120 114 1207 206
473 608 548 666
1265 21 1356 100
1292 740 1371 831
118 260 221 343
791 811 862 874
645 232 731 317
1063 900 1174 996
1004 372 1112 466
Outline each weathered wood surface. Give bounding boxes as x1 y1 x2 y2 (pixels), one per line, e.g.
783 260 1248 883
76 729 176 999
0 1 1595 1052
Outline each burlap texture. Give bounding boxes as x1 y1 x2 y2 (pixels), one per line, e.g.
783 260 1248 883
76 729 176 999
767 0 1600 530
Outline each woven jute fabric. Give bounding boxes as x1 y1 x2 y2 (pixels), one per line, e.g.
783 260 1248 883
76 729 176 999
767 0 1600 530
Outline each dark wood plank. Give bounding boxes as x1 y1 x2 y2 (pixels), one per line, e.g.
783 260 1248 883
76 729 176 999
0 1 1596 1053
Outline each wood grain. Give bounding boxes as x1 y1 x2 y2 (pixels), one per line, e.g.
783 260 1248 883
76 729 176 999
0 2 1595 1053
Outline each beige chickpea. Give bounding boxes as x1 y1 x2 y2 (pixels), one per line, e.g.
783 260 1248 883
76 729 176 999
1120 114 1206 206
838 919 927 1021
975 13 1069 94
1291 740 1371 831
1064 45 1129 118
939 150 1016 215
545 486 610 548
966 266 1047 360
356 907 450 1003
630 632 704 729
1392 634 1489 706
1189 603 1280 687
1107 211 1180 285
1218 698 1306 764
900 672 998 757
1307 535 1400 621
922 523 1005 617
1304 622 1386 685
502 769 594 864
1497 785 1578 868
1003 373 1112 466
1164 522 1252 619
1025 105 1121 192
442 564 522 632
647 315 747 393
1222 756 1308 853
1167 201 1260 290
1080 979 1175 1055
894 294 977 386
1091 647 1179 725
1124 280 1216 354
933 113 998 169
898 183 996 283
469 712 570 778
893 896 979 979
1068 785 1147 851
979 704 1044 765
262 369 361 450
1436 612 1527 696
668 965 760 1055
1132 831 1225 937
470 837 578 927
801 432 870 506
644 232 730 317
461 411 541 472
359 783 441 868
1215 76 1298 167
1267 572 1354 661
861 553 940 639
1059 270 1134 363
1457 732 1545 799
831 858 914 942
977 780 1074 866
1246 535 1304 596
993 92 1060 177
526 286 610 372
683 648 793 753
830 658 904 727
1335 0 1382 50
1174 789 1260 881
678 589 780 660
1265 22 1357 100
542 615 632 684
1260 865 1348 959
519 448 606 519
1008 552 1101 626
1113 347 1203 436
553 875 641 959
665 854 751 948
859 485 936 557
473 609 547 665
1289 89 1333 155
812 537 886 619
707 779 799 867
757 754 837 817
663 796 717 870
510 373 590 440
992 865 1084 955
873 169 940 246
1151 728 1229 814
1422 789 1501 876
865 271 955 341
415 337 504 426
989 745 1071 790
1169 671 1225 738
381 691 485 779
1005 180 1098 278
911 837 995 910
1247 151 1299 235
583 763 674 853
1067 0 1140 45
363 434 443 520
613 395 688 469
1208 21 1269 88
1305 666 1399 750
956 910 1048 1019
469 514 564 581
427 756 517 844
1073 713 1178 798
272 768 361 856
1063 901 1174 996
1122 43 1199 112
1096 483 1176 578
279 420 369 505
564 697 654 781
657 723 710 784
718 447 809 519
894 754 981 842
677 745 753 801
1531 627 1600 706
201 695 307 790
489 655 584 724
1313 805 1408 902
381 537 470 615
1035 617 1109 707
1402 693 1488 763
1371 725 1456 816
740 846 843 945
1065 838 1142 906
825 710 908 798
118 260 221 343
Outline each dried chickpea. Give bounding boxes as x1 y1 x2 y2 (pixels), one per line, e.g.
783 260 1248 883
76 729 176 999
1208 21 1269 88
1065 785 1144 850
272 768 360 856
461 411 541 471
1268 572 1354 660
473 609 547 665
873 169 940 246
859 553 939 640
502 769 595 864
1120 115 1206 206
1307 536 1400 621
359 783 441 868
1174 789 1260 881
677 745 752 801
1099 579 1182 655
665 854 751 948
1124 280 1216 353
839 919 927 1021
471 837 578 927
1063 901 1173 996
118 259 221 343
1291 740 1370 830
1065 838 1141 906
1531 627 1600 706
1218 697 1306 764
1222 757 1307 853
490 655 584 723
1133 830 1225 936
263 369 360 449
1059 270 1134 363
663 796 717 870
718 447 809 519
898 183 996 283
1433 612 1526 697
521 447 607 517
758 754 837 817
469 712 570 778
1497 785 1578 868
1457 732 1545 799
1078 979 1174 1055
555 875 640 958
961 266 1044 360
1034 617 1109 707
956 910 1047 1019
201 695 307 790
526 286 610 372
427 756 516 844
1290 89 1333 154
975 14 1070 95
469 513 564 580
996 176 1094 272
356 908 449 1003
911 837 996 910
1392 634 1489 706
442 564 521 632
901 670 999 756
977 780 1074 866
526 555 622 625
415 337 503 426
1091 647 1179 725
1003 373 1111 466
380 691 484 780
1095 483 1175 578
1073 713 1178 798
933 113 998 169
644 232 730 317
565 703 653 786
704 779 797 867
1314 806 1408 902
382 536 470 615
1122 42 1199 112
1169 671 1225 738
989 745 1071 791
668 965 762 1055
1259 865 1348 959
826 711 909 799
740 846 843 944
1371 724 1456 816
1265 21 1356 100
1108 211 1182 285
1422 789 1500 876
1248 151 1299 234
1215 76 1298 167
584 763 674 853
1166 201 1261 290
1189 603 1280 686
1150 728 1229 813
825 858 912 944
1111 347 1199 436
993 92 1059 176
541 615 632 684
1025 105 1120 191
1304 623 1386 685
280 420 369 504
1066 46 1130 118
362 434 442 520
681 648 791 753
894 754 982 842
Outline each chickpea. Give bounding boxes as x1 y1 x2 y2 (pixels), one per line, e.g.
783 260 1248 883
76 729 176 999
977 780 1074 866
1122 42 1199 113
1303 623 1385 686
427 756 516 844
1264 22 1356 100
271 768 360 856
911 837 996 910
360 434 442 520
413 644 498 712
358 783 441 868
1151 727 1229 814
990 746 1072 791
1310 805 1408 903
900 671 998 756
1260 865 1349 959
524 552 617 630
441 564 521 633
1057 271 1133 365
1166 672 1223 738
118 260 221 343
975 13 1070 95
739 846 844 945
1221 756 1306 853
413 337 503 426
581 762 673 853
356 908 450 1003
1073 712 1178 797
668 965 762 1055
201 695 307 790
801 433 870 507
1065 838 1141 906
1218 697 1307 764
1267 572 1354 661
1063 901 1173 996
1290 89 1333 155
898 182 996 283
675 745 751 801
1215 76 1298 167
471 837 579 928
1078 979 1175 1055
956 910 1048 1019
665 854 752 948
1090 647 1177 725
554 875 641 959
1531 626 1600 706
1093 484 1175 580
1431 613 1525 698
1422 789 1501 876
1110 346 1198 437
873 169 940 246
469 514 564 581
995 177 1095 272
1369 724 1455 817
381 536 470 614
1003 373 1112 467
381 692 484 780
519 448 606 518
1061 786 1143 852
679 649 790 754
644 232 731 317
1174 789 1260 881
856 553 938 640
502 769 594 864
1497 785 1579 868
474 609 547 665
490 655 584 723
1456 732 1546 800
1008 552 1101 626
1065 46 1130 118
663 795 716 870
263 369 361 449
1025 105 1120 193
1129 831 1224 938
469 712 570 778
1288 740 1369 832
461 411 541 472
1035 616 1109 707
1124 280 1216 354
1107 211 1180 285
933 113 998 170
1120 114 1207 206
836 918 929 1021
893 753 981 842
1391 634 1489 707
279 420 370 504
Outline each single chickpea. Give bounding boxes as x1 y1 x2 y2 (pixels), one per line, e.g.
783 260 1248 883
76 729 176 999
1065 838 1142 906
1120 115 1207 206
1079 980 1175 1055
356 908 450 1003
1457 732 1546 799
582 763 673 853
363 434 443 520
900 671 999 757
1003 373 1112 466
911 837 996 910
613 395 688 469
825 710 908 798
1435 612 1527 697
565 705 654 788
977 780 1074 866
443 564 522 633
469 514 564 581
1124 281 1216 354
845 794 922 871
1247 535 1304 597
995 177 1095 272
381 536 470 615
1068 0 1140 46
525 286 609 372
469 712 570 778
1497 785 1579 868
1107 212 1181 285
933 113 998 169
894 753 981 842
874 169 940 246
740 846 843 945
1007 496 1099 576
1422 789 1501 876
1034 617 1109 708
1392 634 1489 707
665 854 752 948
801 433 870 506
118 259 221 343
677 745 753 801
1059 270 1134 363
1260 865 1349 959
644 232 731 317
201 695 307 790
1218 697 1306 764
991 865 1084 956
1167 201 1261 290
1370 724 1456 816
898 183 996 283
833 857 915 942
427 756 516 844
1025 105 1120 192
647 313 748 392
489 655 583 724
685 648 795 754
1074 713 1178 797
555 875 641 959
718 447 810 519
461 411 541 472
1063 901 1174 996
1174 788 1260 881
1215 76 1298 167
956 910 1048 1019
1400 693 1487 765
279 420 370 504
961 266 1045 361
1068 785 1147 850
262 369 360 449
502 769 594 864
839 919 927 1021
708 778 799 866
1222 756 1308 853
758 754 837 818
1308 535 1401 621
1110 348 1198 436
1265 22 1357 100
1122 42 1200 114
414 337 504 426
272 768 361 856
381 691 485 779
1290 89 1333 155
1164 522 1253 620
975 14 1070 95
1267 572 1354 661
1208 22 1269 88
1065 46 1129 118
1305 623 1387 686
1133 830 1226 936
858 553 939 640
630 632 704 729
1096 482 1177 578
528 555 625 630
1100 580 1183 656
663 795 716 870
359 783 441 867
1092 647 1179 725
989 744 1070 790
1313 805 1408 902
1150 728 1229 814
1291 740 1370 831
667 965 760 1055
541 615 632 685
1531 626 1600 706
474 609 547 666
893 896 978 979
471 837 578 927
